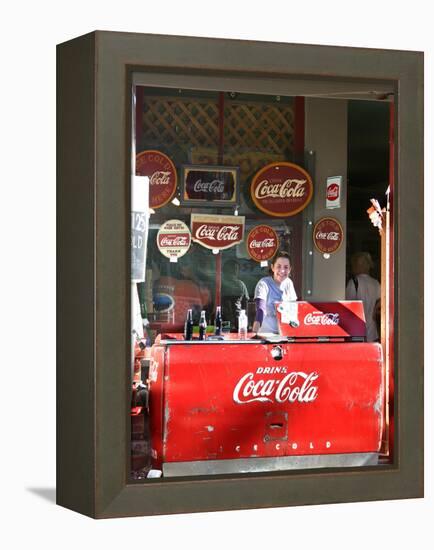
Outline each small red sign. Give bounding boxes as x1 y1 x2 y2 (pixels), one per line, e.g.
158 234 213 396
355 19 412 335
247 225 279 262
136 150 177 209
250 162 313 217
313 217 344 254
191 214 245 251
327 184 339 201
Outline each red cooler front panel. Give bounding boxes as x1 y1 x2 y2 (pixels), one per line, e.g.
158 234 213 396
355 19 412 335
149 341 384 466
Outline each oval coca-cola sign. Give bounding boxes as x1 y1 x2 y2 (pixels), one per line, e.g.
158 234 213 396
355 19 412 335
250 162 313 217
157 219 191 260
313 217 343 254
247 225 278 262
136 150 177 209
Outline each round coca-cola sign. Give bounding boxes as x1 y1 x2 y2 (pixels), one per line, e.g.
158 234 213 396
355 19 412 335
250 162 313 217
136 150 177 209
157 219 191 260
246 225 278 262
313 217 344 254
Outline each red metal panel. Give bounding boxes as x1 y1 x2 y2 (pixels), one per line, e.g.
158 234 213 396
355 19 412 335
276 300 366 338
148 345 166 467
149 340 383 465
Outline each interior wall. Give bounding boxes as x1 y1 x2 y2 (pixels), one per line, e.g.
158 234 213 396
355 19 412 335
305 98 348 300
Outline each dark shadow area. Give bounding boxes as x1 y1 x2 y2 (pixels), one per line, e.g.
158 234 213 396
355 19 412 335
26 487 56 504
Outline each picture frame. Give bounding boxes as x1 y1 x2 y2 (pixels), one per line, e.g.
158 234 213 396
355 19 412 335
181 164 240 207
57 31 423 518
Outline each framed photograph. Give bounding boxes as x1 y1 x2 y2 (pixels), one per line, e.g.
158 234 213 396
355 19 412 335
181 164 240 207
57 31 423 518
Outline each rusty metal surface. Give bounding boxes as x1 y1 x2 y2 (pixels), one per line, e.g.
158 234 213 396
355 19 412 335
149 339 384 469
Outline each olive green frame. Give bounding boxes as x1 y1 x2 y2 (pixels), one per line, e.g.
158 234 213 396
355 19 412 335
57 31 423 518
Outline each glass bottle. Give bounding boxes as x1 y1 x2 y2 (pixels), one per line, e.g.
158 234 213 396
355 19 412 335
199 310 207 340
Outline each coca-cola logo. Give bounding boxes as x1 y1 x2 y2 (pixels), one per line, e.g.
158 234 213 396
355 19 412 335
159 235 189 247
254 179 307 199
233 369 319 404
315 231 340 241
157 219 191 259
150 171 171 186
251 162 313 217
195 224 240 241
247 225 278 262
136 150 177 209
191 214 245 251
193 179 225 193
304 312 340 326
327 183 339 200
250 239 275 248
313 217 343 254
183 166 237 204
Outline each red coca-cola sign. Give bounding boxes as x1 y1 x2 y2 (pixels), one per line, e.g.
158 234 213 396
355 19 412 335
191 214 245 251
313 217 344 254
136 150 177 209
327 184 339 201
251 162 313 217
246 225 279 262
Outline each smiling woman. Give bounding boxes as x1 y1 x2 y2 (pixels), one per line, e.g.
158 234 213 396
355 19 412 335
252 251 297 334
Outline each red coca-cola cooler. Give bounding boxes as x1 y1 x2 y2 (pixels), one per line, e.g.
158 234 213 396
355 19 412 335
148 301 384 476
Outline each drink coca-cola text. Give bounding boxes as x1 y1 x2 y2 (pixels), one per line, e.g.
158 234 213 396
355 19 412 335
233 371 319 404
254 179 307 199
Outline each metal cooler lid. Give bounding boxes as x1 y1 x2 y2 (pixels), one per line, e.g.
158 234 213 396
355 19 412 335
276 300 367 339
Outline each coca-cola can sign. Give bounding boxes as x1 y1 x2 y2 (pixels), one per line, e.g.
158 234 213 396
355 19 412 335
246 225 279 262
313 217 344 254
326 176 342 209
136 150 177 209
157 219 191 260
250 162 313 217
191 214 245 251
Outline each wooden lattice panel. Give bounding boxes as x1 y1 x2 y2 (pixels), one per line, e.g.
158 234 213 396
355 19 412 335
140 96 294 155
142 97 219 149
225 101 294 154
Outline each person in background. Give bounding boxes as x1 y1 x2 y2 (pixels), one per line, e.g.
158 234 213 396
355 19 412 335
252 250 297 334
346 251 381 342
221 259 250 329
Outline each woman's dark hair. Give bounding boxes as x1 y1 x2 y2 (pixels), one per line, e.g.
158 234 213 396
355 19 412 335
269 250 292 275
271 250 291 266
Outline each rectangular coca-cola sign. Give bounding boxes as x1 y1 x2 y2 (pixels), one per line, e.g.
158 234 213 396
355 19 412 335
191 213 245 251
181 165 239 207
